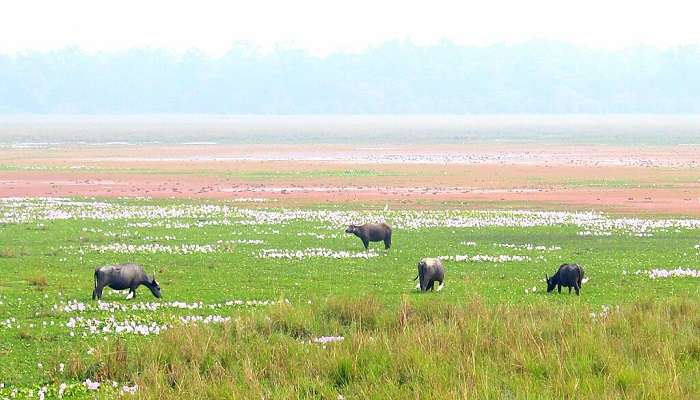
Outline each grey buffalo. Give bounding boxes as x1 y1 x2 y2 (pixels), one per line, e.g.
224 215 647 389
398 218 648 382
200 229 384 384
546 263 584 295
345 223 392 250
92 263 161 300
414 257 445 292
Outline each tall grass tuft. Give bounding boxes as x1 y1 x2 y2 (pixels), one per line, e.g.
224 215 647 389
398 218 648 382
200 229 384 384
323 295 383 330
59 297 699 399
27 275 48 290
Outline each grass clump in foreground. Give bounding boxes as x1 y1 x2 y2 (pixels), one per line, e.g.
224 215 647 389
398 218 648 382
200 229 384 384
58 296 699 399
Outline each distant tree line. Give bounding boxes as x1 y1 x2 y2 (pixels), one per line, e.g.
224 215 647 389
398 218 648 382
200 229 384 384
1 41 699 113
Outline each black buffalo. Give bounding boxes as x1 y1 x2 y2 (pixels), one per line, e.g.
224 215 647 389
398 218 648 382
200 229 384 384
93 263 161 300
414 258 445 292
546 263 584 295
345 223 392 250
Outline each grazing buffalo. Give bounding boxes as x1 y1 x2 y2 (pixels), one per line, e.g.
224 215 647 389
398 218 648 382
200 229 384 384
546 263 584 295
93 263 161 300
345 223 392 250
414 257 445 292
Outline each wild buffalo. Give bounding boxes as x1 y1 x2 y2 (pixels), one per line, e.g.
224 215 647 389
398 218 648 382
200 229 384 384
345 223 392 250
414 257 445 292
546 263 584 295
93 263 161 300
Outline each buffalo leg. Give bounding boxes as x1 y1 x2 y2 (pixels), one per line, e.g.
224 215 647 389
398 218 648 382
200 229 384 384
557 284 561 293
93 284 104 300
384 237 391 249
568 287 572 294
574 283 580 296
427 281 435 291
362 239 369 250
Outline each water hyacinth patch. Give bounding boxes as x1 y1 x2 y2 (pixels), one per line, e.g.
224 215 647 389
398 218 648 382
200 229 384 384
65 313 233 336
440 254 532 263
494 243 561 251
178 315 231 324
4 198 700 236
66 316 169 336
83 242 218 255
257 248 379 260
218 239 265 245
297 232 339 239
632 268 700 279
53 298 282 337
577 230 613 237
0 381 137 398
55 299 281 313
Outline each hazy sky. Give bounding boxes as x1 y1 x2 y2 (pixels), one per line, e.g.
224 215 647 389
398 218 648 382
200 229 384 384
2 0 700 56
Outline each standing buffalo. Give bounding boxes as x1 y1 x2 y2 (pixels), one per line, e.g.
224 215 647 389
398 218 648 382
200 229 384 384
93 263 161 300
345 223 392 250
546 263 584 295
414 257 445 292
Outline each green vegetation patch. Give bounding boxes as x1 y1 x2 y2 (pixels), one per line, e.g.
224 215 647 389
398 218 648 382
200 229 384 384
0 198 698 398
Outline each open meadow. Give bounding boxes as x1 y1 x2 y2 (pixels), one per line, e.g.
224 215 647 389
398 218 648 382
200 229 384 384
0 118 699 399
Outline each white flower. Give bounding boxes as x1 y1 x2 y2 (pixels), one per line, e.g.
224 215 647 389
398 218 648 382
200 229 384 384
84 379 100 390
313 336 344 344
122 384 138 395
58 383 67 397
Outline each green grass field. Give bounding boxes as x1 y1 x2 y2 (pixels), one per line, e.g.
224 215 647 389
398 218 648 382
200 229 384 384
0 198 698 399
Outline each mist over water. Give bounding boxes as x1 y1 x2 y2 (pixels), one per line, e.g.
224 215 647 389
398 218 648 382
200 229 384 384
0 114 699 146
